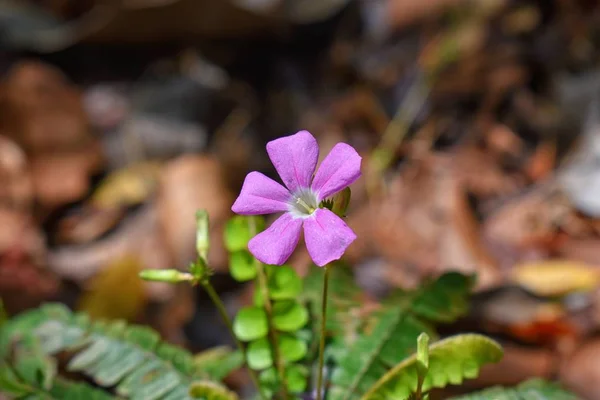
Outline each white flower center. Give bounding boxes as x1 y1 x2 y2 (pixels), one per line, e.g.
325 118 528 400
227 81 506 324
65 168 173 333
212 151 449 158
288 188 319 219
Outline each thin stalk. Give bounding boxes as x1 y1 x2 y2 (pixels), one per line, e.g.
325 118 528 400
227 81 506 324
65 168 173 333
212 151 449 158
316 264 331 400
249 217 289 400
255 260 289 400
202 281 267 400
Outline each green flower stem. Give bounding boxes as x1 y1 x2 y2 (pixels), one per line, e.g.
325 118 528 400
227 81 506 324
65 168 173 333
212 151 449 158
201 281 267 400
249 218 289 400
255 261 289 399
316 264 331 400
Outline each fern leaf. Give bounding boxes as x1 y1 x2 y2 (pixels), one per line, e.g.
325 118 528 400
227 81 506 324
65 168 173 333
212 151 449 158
193 346 244 381
361 334 503 400
189 380 239 399
449 379 581 400
408 272 475 322
329 272 474 400
1 359 114 400
303 263 362 333
0 303 231 400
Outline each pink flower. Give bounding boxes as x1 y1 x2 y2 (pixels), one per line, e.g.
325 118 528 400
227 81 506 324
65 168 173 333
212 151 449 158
232 130 361 267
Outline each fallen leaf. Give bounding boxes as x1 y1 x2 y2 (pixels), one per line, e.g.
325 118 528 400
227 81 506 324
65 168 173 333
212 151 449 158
30 148 102 209
55 207 125 245
78 255 147 321
0 61 93 154
48 204 174 301
0 135 33 210
91 161 162 209
466 344 555 387
560 338 600 399
511 259 600 297
157 155 233 270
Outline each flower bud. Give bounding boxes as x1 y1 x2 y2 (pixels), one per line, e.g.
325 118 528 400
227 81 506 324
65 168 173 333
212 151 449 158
139 269 193 283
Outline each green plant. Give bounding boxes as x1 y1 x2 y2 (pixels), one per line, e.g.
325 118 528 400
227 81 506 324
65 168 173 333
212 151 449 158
0 303 237 399
0 210 581 400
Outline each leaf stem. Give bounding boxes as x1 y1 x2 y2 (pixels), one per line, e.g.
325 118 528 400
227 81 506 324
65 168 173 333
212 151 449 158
201 281 267 400
316 264 331 400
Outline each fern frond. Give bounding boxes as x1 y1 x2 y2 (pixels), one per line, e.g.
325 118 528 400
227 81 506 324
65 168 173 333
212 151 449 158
1 357 114 399
361 334 503 400
303 263 362 335
0 303 233 400
329 272 475 400
449 379 581 400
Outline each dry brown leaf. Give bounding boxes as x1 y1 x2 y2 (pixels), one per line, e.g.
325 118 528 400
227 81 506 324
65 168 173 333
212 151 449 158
48 204 174 300
0 135 33 210
483 183 568 267
30 147 103 208
525 140 556 182
452 146 522 199
466 345 555 388
560 338 600 399
0 61 92 154
157 155 233 271
557 238 600 266
348 155 500 290
56 207 125 245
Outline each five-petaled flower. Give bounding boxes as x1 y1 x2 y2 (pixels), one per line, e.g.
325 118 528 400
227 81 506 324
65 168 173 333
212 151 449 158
232 130 361 267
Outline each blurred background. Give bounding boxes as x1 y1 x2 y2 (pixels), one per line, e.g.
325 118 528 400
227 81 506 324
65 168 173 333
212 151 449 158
3 0 600 397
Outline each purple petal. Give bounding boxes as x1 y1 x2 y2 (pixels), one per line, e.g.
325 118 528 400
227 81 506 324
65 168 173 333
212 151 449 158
311 143 361 201
266 130 319 193
303 208 356 267
248 213 302 265
232 172 291 215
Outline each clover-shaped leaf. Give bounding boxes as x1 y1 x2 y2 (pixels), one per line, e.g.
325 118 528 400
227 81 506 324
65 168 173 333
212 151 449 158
229 251 257 282
272 301 309 332
233 307 268 341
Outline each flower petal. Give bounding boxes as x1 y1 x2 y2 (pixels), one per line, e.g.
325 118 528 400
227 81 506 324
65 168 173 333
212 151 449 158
232 172 291 215
266 130 319 193
311 143 361 201
303 208 356 267
248 213 302 265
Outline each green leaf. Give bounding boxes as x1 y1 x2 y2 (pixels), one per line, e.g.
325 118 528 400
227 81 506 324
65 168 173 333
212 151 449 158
330 309 434 400
302 263 362 342
279 334 307 364
233 307 268 341
0 362 31 396
0 303 221 400
272 301 309 332
224 216 265 252
409 272 475 323
259 367 278 388
12 334 57 390
449 378 579 400
189 380 239 400
269 266 303 300
286 364 308 393
229 251 257 282
247 338 273 370
329 272 474 400
361 334 503 400
194 347 244 381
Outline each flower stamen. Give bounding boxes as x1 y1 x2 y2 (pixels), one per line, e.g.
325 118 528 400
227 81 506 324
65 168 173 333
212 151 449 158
288 188 319 218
